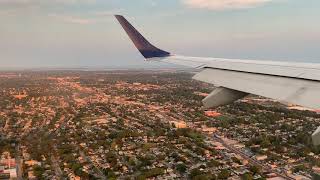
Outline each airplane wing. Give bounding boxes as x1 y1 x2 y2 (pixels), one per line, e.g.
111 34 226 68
115 15 320 144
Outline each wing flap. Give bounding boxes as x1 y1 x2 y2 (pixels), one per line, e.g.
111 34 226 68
202 87 248 108
193 68 320 109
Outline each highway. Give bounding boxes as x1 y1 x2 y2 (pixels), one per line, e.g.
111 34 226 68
211 135 295 180
15 144 23 180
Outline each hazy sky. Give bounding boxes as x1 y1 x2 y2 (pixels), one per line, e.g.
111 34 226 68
0 0 319 69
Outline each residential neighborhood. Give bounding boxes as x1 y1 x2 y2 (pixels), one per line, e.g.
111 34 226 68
0 70 319 179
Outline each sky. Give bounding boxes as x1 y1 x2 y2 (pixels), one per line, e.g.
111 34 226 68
0 0 319 69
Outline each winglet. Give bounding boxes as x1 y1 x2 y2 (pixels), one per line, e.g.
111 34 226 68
115 15 171 59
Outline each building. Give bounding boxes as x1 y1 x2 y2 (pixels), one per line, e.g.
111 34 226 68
170 121 187 129
201 126 217 134
4 169 17 179
0 158 16 168
205 111 221 117
256 155 268 161
25 160 41 167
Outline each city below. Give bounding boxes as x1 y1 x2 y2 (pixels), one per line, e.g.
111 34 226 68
0 70 319 180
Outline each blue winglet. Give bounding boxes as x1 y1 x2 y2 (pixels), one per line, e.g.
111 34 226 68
115 15 171 59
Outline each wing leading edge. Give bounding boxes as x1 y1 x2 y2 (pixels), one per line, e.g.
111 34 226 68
115 15 320 145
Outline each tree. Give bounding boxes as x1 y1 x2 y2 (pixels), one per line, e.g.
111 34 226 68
232 157 242 165
136 168 165 179
249 165 261 175
241 173 253 180
218 169 231 179
71 163 83 176
292 164 307 173
176 163 187 174
193 174 216 180
33 165 45 180
189 168 202 179
207 160 221 168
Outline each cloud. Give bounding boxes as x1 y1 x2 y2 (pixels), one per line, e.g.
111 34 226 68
0 0 95 3
149 0 157 7
93 9 125 16
49 14 93 24
181 0 273 10
48 11 115 25
0 9 17 15
0 0 30 4
51 0 96 4
0 0 96 6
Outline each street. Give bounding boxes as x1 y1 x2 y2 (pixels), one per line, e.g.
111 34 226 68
211 135 295 180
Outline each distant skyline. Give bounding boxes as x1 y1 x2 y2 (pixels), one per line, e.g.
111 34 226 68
0 0 320 68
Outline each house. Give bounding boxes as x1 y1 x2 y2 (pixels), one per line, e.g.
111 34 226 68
201 126 217 134
170 121 187 129
205 111 221 117
25 160 41 166
256 155 268 161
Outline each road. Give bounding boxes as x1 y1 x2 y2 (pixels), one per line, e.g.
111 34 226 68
211 135 295 180
15 144 23 180
79 150 106 180
50 154 63 178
